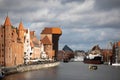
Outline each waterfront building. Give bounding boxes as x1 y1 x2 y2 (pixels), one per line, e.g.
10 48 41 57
101 49 112 64
0 16 24 67
41 27 62 61
0 16 62 67
74 50 86 61
30 31 43 60
24 29 33 64
112 41 120 63
57 45 74 61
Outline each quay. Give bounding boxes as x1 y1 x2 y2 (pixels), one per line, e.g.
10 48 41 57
1 62 60 75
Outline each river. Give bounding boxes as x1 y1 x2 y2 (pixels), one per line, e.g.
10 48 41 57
2 62 120 80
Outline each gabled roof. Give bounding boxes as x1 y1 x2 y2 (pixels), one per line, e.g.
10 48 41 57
18 21 24 30
92 45 101 51
41 36 52 45
41 27 62 34
63 45 73 52
4 16 12 26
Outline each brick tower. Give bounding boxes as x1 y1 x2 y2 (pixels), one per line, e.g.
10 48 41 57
0 16 24 67
4 16 12 66
41 27 62 60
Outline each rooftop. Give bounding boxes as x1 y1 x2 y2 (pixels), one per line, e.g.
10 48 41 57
41 27 62 34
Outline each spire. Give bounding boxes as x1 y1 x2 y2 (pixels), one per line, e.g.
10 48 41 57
18 21 24 30
4 16 12 26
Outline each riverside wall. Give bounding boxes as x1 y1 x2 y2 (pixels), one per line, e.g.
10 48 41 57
2 62 60 75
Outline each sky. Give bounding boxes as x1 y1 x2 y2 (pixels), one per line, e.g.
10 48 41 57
0 0 120 51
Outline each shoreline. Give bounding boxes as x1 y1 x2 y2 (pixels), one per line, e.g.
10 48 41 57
2 62 60 75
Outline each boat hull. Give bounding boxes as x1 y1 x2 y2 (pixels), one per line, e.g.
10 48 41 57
84 59 103 64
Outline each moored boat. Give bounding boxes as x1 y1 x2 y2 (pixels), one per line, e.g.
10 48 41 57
84 56 103 64
0 69 4 79
84 45 103 64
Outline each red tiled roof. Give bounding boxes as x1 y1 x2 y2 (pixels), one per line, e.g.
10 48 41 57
41 27 62 34
41 36 52 45
4 16 12 26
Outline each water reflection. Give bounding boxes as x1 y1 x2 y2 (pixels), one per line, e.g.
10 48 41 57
3 62 120 80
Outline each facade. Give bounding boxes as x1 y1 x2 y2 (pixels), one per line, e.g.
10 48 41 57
41 27 62 60
0 16 24 67
112 41 120 63
24 29 33 64
101 49 112 64
0 16 62 67
30 31 42 60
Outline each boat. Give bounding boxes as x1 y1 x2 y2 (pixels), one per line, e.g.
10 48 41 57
84 45 104 64
84 56 103 64
0 69 4 79
89 65 98 70
84 54 103 64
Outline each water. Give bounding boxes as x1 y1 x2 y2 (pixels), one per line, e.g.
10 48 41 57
3 62 120 80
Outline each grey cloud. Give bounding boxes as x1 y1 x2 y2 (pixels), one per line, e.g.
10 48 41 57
60 0 85 4
94 0 120 10
0 0 120 50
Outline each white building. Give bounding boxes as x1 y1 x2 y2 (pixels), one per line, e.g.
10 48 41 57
24 29 33 64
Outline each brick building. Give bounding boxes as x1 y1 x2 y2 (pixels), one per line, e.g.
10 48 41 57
0 16 24 67
30 31 41 60
0 16 62 67
101 49 112 64
112 41 120 63
41 27 62 60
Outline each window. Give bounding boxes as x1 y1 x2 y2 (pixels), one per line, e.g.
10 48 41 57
1 35 3 37
2 54 4 57
12 33 13 36
2 44 4 47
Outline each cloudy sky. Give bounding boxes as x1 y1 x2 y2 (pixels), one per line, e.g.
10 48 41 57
0 0 120 50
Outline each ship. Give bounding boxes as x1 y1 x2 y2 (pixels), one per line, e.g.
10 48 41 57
84 45 103 64
84 54 103 64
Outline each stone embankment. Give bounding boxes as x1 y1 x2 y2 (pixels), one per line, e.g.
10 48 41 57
2 62 60 75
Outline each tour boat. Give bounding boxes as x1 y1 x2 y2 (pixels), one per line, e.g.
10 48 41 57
84 54 103 64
